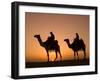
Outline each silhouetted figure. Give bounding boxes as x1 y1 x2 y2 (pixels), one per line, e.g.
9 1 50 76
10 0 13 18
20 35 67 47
34 34 62 62
64 34 86 60
47 32 56 47
74 33 79 45
50 32 55 40
47 32 55 42
76 33 79 40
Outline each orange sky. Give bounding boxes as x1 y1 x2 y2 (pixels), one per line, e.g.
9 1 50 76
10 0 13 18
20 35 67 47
25 12 89 62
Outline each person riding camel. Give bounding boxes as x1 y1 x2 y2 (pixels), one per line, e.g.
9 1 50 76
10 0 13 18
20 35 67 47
50 32 55 41
47 32 55 41
75 33 79 40
47 32 57 46
74 33 80 44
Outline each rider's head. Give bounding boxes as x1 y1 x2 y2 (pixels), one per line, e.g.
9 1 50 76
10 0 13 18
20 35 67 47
76 33 78 35
76 33 79 36
50 32 53 34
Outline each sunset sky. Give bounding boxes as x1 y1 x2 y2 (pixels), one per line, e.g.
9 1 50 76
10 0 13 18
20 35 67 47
25 12 89 62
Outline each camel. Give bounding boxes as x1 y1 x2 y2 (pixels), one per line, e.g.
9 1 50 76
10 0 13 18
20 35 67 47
34 35 62 62
64 38 86 60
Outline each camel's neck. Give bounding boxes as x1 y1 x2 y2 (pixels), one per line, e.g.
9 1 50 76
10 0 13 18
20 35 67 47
36 37 44 47
66 41 71 48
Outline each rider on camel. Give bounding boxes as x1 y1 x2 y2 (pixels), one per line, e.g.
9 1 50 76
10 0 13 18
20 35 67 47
74 33 80 45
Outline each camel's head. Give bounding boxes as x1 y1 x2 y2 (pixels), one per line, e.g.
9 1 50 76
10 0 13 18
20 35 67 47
64 39 69 43
34 35 40 38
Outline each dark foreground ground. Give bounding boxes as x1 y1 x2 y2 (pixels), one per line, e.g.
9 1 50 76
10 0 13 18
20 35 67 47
26 59 89 68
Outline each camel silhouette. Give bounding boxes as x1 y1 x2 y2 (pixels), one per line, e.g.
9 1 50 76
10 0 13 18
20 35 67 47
64 38 86 60
34 34 62 62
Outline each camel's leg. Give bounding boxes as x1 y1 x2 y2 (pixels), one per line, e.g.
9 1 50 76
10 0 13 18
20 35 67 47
46 50 49 62
54 51 58 61
74 51 76 60
58 50 62 61
83 49 86 60
77 52 79 60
